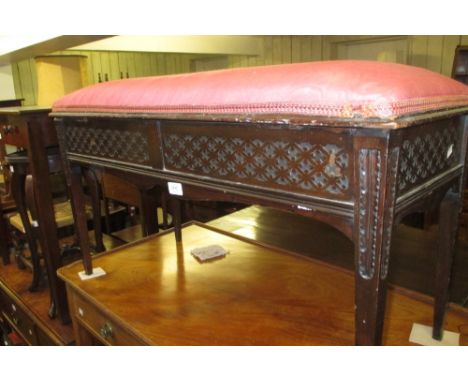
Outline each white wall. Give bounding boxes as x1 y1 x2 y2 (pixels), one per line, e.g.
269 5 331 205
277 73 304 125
0 64 16 100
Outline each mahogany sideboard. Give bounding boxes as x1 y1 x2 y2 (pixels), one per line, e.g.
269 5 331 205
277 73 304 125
52 60 468 345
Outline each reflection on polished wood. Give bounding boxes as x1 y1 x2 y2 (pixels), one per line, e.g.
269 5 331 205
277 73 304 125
208 205 468 305
58 222 468 345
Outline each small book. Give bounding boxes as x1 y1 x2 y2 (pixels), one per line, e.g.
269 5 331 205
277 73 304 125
190 245 229 262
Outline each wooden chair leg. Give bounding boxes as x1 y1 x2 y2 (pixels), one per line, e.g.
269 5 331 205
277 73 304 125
24 174 43 292
9 170 29 271
433 190 460 340
0 202 10 265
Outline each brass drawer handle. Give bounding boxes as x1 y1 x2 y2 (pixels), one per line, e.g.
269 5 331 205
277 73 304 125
99 322 114 339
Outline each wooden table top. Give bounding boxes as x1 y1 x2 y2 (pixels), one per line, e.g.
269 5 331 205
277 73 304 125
58 221 468 345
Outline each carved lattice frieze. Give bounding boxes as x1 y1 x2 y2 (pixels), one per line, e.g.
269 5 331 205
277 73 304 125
163 133 350 197
398 124 462 194
65 126 150 165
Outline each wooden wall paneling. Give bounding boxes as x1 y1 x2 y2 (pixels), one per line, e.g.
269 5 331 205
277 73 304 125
131 52 142 77
291 36 302 63
99 52 111 82
281 36 292 64
16 59 37 106
156 54 166 75
166 54 177 74
262 36 274 65
107 51 120 81
311 36 323 61
227 55 244 69
321 36 334 60
149 53 158 75
126 52 137 78
117 52 128 79
272 36 286 64
11 62 24 102
441 36 462 77
425 36 444 73
142 53 152 77
461 35 468 44
408 35 428 68
89 51 102 83
299 36 313 62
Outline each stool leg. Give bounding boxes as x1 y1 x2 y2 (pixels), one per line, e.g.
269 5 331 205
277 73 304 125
83 168 105 253
353 145 399 345
433 190 460 340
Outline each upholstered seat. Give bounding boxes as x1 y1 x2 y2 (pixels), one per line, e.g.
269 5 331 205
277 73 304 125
53 60 468 123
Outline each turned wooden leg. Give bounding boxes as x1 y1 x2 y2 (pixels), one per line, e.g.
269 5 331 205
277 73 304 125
353 143 399 345
433 190 460 340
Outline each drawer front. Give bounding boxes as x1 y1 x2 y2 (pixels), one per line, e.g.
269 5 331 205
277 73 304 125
71 291 144 345
0 287 38 345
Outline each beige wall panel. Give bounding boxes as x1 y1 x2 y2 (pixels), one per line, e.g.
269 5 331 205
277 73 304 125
409 35 428 68
425 35 444 73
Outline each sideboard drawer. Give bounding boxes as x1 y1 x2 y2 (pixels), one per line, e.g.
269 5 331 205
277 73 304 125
71 291 143 345
0 287 38 345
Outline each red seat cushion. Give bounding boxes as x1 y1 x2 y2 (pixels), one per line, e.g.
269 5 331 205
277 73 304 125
52 60 468 121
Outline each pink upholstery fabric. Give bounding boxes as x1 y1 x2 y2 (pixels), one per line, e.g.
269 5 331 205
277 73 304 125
53 60 468 120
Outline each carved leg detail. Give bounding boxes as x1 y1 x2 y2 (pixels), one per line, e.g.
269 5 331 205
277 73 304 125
433 190 460 340
354 146 399 345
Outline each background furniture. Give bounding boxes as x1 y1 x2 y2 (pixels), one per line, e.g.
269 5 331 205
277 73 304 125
0 107 70 322
452 46 468 85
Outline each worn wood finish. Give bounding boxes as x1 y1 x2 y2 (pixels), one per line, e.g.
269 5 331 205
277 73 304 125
54 107 468 345
58 222 468 345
